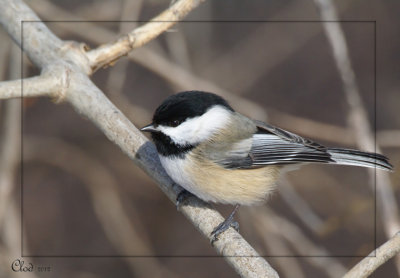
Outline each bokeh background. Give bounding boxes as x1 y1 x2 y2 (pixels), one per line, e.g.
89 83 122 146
0 0 399 277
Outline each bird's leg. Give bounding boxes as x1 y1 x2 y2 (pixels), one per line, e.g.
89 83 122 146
176 188 194 210
210 204 240 245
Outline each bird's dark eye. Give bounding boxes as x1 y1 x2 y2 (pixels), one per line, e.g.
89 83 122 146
170 119 181 127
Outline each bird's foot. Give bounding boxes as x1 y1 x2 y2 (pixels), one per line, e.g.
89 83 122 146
210 219 239 245
176 189 193 210
210 204 240 245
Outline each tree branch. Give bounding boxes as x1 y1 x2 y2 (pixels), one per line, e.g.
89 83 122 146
0 0 63 68
343 232 400 278
86 0 206 73
0 74 63 100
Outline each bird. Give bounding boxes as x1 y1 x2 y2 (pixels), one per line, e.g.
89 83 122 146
141 90 392 243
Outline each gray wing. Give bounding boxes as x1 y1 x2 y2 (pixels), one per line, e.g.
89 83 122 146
217 120 334 169
249 120 334 166
215 120 392 171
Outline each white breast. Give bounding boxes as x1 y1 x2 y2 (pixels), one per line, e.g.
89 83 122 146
159 155 218 202
159 155 196 191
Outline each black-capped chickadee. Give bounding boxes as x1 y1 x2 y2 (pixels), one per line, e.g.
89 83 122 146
141 91 392 242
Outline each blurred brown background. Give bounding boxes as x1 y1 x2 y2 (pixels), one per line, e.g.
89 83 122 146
0 0 399 277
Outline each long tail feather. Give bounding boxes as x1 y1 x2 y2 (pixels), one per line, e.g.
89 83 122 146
328 148 393 171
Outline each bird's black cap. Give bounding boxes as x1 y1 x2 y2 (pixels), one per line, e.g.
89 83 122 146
152 91 234 127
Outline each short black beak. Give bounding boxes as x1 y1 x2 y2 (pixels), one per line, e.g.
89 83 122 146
140 124 158 133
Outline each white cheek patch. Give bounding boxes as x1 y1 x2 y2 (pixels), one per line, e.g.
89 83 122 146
157 106 231 145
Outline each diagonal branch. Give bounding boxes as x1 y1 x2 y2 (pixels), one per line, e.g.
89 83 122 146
86 0 206 73
343 232 400 278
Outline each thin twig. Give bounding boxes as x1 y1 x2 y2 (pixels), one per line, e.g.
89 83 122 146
86 0 206 72
343 232 400 278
